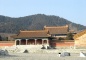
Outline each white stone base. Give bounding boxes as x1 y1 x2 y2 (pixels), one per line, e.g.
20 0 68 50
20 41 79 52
80 52 86 57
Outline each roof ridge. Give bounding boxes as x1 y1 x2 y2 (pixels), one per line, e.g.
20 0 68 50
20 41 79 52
45 26 67 28
20 30 48 32
44 25 68 28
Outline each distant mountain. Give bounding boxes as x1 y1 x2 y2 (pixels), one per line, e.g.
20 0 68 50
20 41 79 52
0 14 86 33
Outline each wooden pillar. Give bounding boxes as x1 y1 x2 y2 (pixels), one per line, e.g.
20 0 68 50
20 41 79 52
47 40 49 45
15 40 17 46
26 39 28 45
19 39 21 45
35 39 37 45
42 39 44 45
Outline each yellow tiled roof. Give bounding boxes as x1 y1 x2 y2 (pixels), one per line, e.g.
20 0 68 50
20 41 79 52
44 25 69 34
73 30 86 39
12 30 50 38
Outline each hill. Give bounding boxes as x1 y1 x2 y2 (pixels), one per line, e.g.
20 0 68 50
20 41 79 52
0 14 86 33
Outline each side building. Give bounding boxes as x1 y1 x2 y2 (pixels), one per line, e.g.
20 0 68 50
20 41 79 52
44 25 74 47
44 25 69 39
74 30 86 47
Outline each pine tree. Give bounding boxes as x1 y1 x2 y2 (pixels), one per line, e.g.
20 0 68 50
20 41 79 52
0 35 2 41
66 33 73 40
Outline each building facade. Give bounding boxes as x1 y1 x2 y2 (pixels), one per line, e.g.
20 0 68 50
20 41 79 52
12 30 50 46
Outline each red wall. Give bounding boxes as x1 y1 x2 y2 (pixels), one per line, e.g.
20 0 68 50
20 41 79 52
0 41 15 46
51 41 74 47
0 40 74 47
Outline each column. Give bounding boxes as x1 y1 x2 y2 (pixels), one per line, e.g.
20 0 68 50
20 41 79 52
35 39 37 45
47 40 49 45
19 39 21 45
26 39 28 45
15 40 17 46
42 39 44 45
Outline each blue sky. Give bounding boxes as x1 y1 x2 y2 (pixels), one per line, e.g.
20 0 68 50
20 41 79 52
0 0 86 26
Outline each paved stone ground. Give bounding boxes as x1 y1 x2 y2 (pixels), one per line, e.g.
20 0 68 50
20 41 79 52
0 53 86 60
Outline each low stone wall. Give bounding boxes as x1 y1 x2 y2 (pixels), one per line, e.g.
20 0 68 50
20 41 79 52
5 48 86 53
0 45 86 53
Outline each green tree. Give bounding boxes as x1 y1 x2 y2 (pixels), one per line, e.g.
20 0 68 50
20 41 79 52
58 37 64 40
2 37 8 41
66 33 73 40
0 35 2 41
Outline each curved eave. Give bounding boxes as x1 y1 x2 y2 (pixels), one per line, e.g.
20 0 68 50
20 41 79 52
13 36 50 39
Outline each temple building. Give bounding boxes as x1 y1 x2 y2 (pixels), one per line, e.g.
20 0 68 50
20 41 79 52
0 25 75 48
12 30 50 46
11 25 75 47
